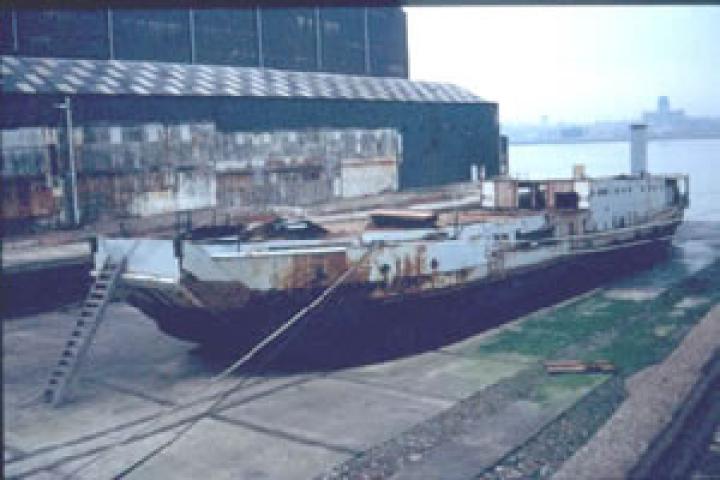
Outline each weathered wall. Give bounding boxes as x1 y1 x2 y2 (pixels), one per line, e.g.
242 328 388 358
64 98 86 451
339 157 398 197
1 121 403 229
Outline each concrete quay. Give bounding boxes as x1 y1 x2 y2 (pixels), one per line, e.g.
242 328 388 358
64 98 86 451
3 222 720 479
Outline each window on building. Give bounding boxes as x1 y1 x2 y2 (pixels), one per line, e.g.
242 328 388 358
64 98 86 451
122 126 144 142
113 9 191 63
16 9 110 59
262 8 317 71
367 7 408 77
83 126 111 144
320 7 365 75
194 9 258 66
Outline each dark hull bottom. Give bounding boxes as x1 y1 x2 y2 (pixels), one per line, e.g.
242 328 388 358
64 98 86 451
130 239 674 371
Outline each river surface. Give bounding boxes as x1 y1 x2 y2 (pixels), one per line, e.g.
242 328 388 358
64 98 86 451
509 138 720 221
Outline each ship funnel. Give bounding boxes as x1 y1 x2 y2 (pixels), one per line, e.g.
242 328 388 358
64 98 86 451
630 123 648 177
573 164 586 179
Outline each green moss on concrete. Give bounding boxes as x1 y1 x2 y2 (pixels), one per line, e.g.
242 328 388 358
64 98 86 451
477 260 720 377
532 374 608 406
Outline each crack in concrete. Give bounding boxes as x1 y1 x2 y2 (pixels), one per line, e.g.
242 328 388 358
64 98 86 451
211 413 360 456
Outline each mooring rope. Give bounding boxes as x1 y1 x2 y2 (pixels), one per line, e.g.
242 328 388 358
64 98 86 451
63 244 375 479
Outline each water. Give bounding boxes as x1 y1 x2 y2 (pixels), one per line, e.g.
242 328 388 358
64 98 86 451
509 138 720 221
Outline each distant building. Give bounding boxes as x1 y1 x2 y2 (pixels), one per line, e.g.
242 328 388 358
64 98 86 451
642 96 687 132
1 7 499 232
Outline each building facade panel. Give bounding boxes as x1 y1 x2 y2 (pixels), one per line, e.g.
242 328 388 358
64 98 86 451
0 9 15 54
15 9 109 59
368 7 407 77
262 8 318 71
112 9 191 63
193 9 258 66
320 8 366 75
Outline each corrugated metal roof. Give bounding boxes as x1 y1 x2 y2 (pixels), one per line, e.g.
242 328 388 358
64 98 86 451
1 56 484 104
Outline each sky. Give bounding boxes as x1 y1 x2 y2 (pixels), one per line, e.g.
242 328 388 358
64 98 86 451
406 6 720 125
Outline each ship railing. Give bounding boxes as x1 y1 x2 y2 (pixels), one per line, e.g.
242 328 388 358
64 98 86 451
504 215 682 253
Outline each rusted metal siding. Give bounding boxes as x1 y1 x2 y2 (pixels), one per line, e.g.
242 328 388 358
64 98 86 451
1 179 57 220
2 122 401 227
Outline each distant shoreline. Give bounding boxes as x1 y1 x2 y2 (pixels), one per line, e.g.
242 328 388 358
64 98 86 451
509 133 720 147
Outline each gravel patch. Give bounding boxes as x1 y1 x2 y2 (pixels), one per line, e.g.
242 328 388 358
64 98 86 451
477 375 625 480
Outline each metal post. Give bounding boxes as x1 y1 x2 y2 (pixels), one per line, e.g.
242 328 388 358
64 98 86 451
189 8 196 64
55 97 80 226
315 7 322 70
256 7 264 67
107 9 114 59
363 7 370 75
11 9 19 52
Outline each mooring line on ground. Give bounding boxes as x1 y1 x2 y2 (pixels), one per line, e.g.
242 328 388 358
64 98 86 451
62 245 376 479
9 373 318 473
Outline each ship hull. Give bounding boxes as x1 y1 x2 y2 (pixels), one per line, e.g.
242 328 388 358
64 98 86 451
125 233 674 368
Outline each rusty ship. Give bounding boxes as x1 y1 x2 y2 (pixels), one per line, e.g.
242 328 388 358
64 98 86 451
94 164 689 353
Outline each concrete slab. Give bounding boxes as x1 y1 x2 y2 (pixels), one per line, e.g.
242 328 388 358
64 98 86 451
332 350 533 402
4 380 165 454
222 376 449 451
47 423 190 480
125 418 350 480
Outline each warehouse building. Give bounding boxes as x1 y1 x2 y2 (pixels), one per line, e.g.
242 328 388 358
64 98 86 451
0 7 500 232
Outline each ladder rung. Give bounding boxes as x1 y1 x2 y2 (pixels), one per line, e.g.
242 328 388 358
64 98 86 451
62 350 74 357
48 378 59 385
66 340 78 348
71 330 83 337
51 370 65 377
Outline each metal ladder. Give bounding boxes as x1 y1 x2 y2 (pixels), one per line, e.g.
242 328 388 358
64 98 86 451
43 256 127 407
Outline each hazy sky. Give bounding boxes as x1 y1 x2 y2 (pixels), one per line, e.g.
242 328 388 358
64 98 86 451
406 6 720 124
